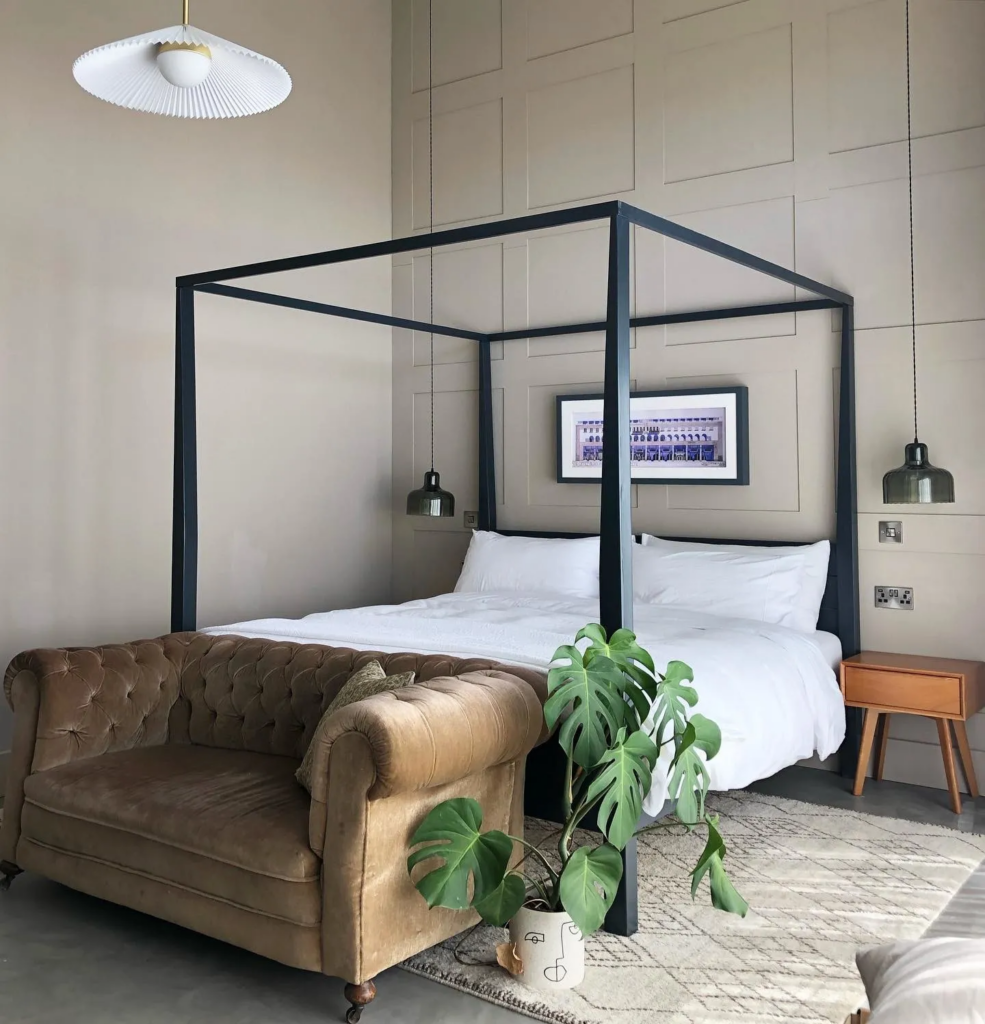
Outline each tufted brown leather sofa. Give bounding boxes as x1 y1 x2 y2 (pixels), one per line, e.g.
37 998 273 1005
0 632 546 1022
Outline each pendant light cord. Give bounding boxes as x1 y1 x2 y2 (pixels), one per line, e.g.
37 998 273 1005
905 0 918 442
428 0 436 473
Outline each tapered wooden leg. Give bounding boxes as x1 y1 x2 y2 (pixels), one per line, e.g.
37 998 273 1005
343 980 376 1024
952 720 979 799
937 719 962 814
853 708 881 796
875 713 891 781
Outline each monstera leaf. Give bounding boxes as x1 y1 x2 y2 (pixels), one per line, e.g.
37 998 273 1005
650 660 698 750
687 713 722 760
546 647 639 767
690 816 748 917
558 843 624 936
473 873 527 927
407 797 512 910
582 728 659 850
577 623 657 708
666 714 720 825
666 718 708 825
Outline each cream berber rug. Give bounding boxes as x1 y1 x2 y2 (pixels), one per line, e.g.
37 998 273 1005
401 791 985 1024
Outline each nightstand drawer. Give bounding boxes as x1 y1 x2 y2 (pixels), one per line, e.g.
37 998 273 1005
843 667 962 715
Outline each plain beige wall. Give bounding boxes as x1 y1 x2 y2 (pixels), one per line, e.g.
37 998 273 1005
390 0 985 792
0 0 394 754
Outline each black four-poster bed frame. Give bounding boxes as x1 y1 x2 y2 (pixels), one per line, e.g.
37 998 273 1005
171 199 860 937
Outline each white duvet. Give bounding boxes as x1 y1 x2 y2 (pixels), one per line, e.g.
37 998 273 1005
206 592 846 814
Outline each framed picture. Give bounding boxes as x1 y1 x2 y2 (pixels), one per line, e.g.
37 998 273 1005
555 386 749 485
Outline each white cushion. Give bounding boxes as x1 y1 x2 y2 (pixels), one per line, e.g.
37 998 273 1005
856 938 985 1023
454 531 600 600
635 535 830 632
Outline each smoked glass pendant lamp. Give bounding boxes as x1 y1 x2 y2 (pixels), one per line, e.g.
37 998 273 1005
406 471 455 518
72 0 291 119
406 0 455 519
883 443 954 504
882 0 954 505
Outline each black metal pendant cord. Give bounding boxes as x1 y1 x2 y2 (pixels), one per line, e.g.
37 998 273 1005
428 0 435 473
905 0 918 442
877 0 955 503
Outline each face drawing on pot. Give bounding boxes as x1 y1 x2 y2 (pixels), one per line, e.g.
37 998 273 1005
537 921 582 984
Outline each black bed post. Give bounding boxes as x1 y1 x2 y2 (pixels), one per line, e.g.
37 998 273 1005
599 210 637 937
171 285 199 633
477 337 497 532
836 302 861 775
599 213 633 634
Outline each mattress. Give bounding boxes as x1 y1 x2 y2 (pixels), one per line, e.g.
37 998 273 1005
206 592 846 814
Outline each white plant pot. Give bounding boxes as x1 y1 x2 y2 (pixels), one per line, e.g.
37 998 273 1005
509 906 585 991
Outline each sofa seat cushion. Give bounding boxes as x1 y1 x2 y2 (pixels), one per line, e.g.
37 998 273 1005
19 745 321 927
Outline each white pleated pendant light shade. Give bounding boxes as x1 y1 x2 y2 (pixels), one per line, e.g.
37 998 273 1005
73 23 291 119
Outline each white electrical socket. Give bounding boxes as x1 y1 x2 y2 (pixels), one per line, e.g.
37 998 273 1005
875 586 914 610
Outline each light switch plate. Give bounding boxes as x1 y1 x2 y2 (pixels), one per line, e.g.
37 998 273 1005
463 511 479 528
879 521 903 544
875 586 914 610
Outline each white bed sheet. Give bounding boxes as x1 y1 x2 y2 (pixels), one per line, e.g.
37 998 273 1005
812 629 844 673
206 592 846 814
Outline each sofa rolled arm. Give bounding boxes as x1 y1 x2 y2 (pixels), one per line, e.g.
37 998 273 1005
308 669 543 805
3 640 181 776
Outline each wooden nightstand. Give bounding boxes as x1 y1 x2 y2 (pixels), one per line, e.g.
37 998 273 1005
840 652 984 814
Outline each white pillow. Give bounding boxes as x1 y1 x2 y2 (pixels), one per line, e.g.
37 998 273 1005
454 531 600 600
635 535 830 633
856 938 985 1023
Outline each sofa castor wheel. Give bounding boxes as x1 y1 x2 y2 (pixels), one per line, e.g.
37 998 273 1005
0 861 21 892
343 980 376 1024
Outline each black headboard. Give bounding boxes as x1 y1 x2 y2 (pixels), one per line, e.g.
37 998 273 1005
497 530 841 640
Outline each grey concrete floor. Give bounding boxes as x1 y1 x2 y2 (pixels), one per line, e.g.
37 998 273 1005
0 767 980 1023
749 764 985 834
0 873 523 1024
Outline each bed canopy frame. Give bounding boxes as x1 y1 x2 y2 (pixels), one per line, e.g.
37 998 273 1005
172 199 860 936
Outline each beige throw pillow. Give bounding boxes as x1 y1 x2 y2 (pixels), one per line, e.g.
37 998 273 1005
295 660 415 793
856 938 985 1023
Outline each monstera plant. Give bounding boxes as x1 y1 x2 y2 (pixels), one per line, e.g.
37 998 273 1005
406 624 747 987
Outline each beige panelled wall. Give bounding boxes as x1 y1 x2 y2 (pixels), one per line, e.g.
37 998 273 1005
391 0 985 792
0 0 393 760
